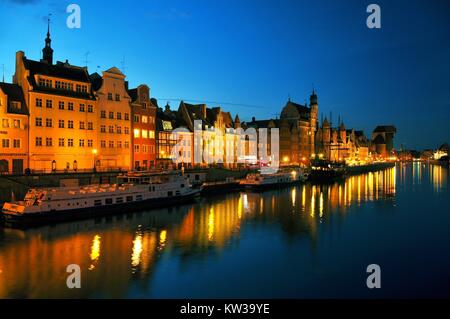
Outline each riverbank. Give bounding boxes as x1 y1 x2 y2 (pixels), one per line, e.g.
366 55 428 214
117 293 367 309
346 162 395 175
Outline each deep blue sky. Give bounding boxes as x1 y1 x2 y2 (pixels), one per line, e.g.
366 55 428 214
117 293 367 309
1 0 449 149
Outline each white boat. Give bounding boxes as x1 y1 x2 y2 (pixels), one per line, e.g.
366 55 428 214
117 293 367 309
2 172 201 227
240 168 309 190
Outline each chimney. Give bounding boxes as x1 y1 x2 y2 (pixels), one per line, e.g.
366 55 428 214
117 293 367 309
13 51 25 85
201 104 207 118
124 81 129 91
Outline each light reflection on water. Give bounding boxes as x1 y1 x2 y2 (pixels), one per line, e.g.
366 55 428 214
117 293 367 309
0 164 449 298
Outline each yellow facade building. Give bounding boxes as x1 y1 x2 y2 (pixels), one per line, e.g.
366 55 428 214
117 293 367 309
0 83 29 173
90 68 132 171
13 29 98 172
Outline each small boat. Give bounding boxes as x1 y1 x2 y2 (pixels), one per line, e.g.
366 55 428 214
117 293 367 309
308 159 347 182
2 172 201 227
201 177 244 194
240 168 309 191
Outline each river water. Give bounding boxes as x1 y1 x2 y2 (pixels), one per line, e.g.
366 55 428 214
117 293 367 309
0 163 449 298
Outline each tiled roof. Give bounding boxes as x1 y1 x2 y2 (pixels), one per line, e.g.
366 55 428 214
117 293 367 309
0 82 28 115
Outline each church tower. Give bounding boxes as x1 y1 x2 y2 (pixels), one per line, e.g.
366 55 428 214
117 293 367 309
309 89 318 157
42 18 53 64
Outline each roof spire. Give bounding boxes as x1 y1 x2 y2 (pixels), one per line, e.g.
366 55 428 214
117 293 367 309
42 14 54 64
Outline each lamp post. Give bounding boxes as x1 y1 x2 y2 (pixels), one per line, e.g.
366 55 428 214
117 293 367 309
92 149 98 172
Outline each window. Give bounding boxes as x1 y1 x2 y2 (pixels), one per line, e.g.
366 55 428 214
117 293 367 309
101 140 106 148
36 137 43 146
79 104 85 112
2 119 8 128
116 126 122 134
109 112 114 119
58 138 65 147
109 141 114 148
115 94 120 101
101 110 106 118
79 121 85 129
46 100 52 108
117 112 122 120
126 195 133 202
105 198 113 205
142 130 148 138
36 98 42 107
68 102 74 110
35 117 42 127
108 93 113 100
88 139 93 147
142 116 148 123
46 137 52 146
134 115 140 123
149 130 155 139
87 122 93 130
68 139 74 147
134 129 140 138
79 139 84 147
134 144 140 153
68 120 74 129
58 120 64 128
125 141 130 148
2 139 10 148
94 199 102 206
100 125 106 133
124 127 130 134
142 145 148 153
58 101 64 110
12 139 20 148
45 118 52 127
88 105 93 113
117 141 122 148
125 113 129 120
115 197 123 203
13 119 20 128
149 116 155 124
108 125 114 133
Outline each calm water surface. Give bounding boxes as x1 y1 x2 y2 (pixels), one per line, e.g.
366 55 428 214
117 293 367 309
0 163 449 298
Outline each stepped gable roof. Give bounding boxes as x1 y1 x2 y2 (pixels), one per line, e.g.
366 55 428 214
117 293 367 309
0 82 28 115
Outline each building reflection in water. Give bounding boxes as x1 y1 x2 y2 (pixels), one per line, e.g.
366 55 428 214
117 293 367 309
0 167 401 298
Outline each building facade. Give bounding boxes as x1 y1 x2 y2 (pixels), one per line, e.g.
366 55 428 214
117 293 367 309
90 68 132 171
129 84 156 170
0 83 29 173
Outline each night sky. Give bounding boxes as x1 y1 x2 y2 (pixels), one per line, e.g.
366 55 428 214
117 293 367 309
0 0 449 150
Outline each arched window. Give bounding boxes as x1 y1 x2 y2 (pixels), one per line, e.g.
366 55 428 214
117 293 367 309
51 160 56 171
73 160 78 171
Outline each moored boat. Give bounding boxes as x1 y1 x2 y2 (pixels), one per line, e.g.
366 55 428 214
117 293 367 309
240 168 309 191
308 159 347 182
1 172 200 227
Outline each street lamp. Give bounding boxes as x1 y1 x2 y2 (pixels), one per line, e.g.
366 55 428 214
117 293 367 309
92 149 98 172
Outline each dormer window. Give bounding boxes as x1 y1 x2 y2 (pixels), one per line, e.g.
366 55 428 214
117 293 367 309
10 101 21 111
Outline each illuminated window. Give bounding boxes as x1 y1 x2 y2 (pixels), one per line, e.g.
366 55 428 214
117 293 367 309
149 130 155 139
142 130 148 138
134 129 140 138
142 116 148 123
162 121 172 130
